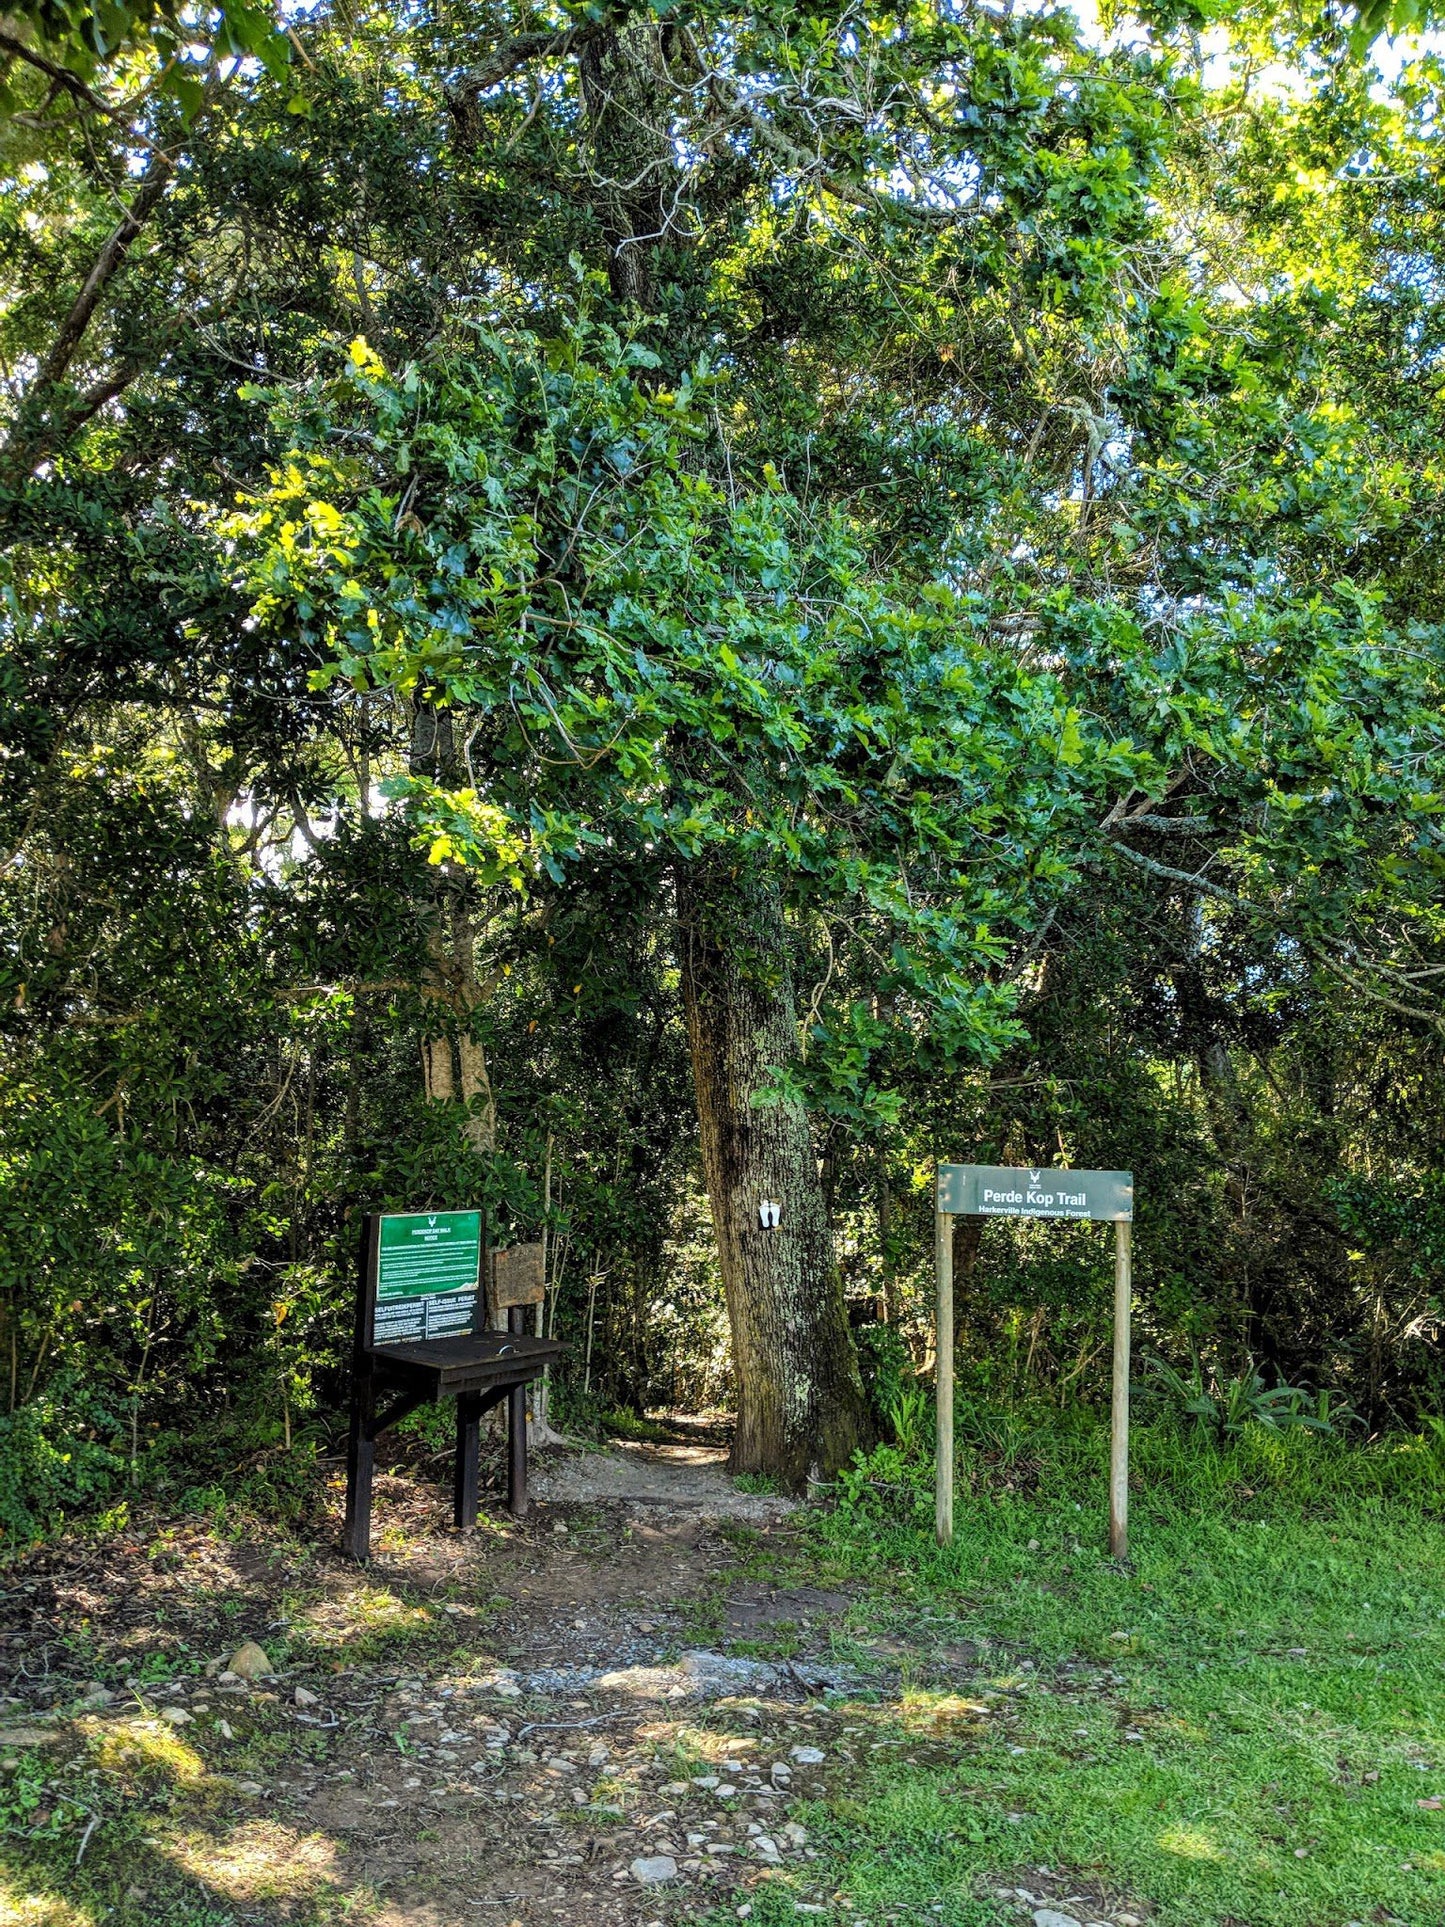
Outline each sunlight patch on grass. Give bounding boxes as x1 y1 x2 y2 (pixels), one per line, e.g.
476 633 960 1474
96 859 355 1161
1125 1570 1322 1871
666 1723 759 1767
290 1585 433 1655
1158 1825 1226 1862
89 1717 205 1787
0 1874 92 1927
165 1822 345 1902
900 1689 994 1732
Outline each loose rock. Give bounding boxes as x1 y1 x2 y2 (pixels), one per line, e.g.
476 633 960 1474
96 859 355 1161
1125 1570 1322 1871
228 1642 274 1681
630 1854 677 1885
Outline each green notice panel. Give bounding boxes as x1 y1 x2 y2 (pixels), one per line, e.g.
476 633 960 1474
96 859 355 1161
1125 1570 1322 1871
373 1210 481 1346
936 1164 1133 1222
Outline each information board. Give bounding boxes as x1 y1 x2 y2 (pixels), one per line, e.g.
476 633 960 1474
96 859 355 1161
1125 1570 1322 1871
937 1164 1132 1222
372 1210 481 1346
490 1243 546 1313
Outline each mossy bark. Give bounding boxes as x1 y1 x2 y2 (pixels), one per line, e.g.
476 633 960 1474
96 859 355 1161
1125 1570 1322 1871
678 867 871 1487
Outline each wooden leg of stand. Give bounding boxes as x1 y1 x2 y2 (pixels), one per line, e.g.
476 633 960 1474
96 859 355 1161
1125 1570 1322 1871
508 1382 528 1518
506 1306 529 1519
343 1364 375 1563
454 1392 480 1530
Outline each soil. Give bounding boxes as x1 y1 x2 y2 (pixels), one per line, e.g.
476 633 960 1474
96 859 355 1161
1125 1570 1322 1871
0 1433 1150 1927
532 1438 795 1523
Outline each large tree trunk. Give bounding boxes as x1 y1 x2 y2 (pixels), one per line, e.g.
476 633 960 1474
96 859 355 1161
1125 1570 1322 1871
576 22 675 307
678 867 871 1487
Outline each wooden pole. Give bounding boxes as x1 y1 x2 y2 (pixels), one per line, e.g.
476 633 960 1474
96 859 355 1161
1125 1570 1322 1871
343 1215 380 1563
935 1201 954 1547
342 1354 375 1563
454 1390 481 1530
1110 1218 1132 1561
508 1304 529 1518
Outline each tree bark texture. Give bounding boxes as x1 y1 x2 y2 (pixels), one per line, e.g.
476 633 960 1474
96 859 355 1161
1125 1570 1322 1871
678 867 870 1487
576 22 676 307
412 700 497 1153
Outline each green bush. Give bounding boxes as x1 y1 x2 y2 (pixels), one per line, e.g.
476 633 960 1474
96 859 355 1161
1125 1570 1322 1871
0 1383 125 1543
854 1320 913 1426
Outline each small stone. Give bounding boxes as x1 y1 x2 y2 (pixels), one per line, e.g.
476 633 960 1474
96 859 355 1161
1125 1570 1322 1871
216 1720 235 1740
552 1520 568 1535
790 1745 825 1764
750 1834 780 1863
782 1821 808 1847
1032 1913 1081 1927
294 1686 319 1707
160 1706 193 1725
630 1854 677 1885
236 1780 264 1795
204 1658 223 1678
228 1643 274 1681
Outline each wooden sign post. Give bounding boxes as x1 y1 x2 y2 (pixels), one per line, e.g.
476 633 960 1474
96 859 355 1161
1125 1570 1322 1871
343 1210 560 1562
933 1164 1135 1557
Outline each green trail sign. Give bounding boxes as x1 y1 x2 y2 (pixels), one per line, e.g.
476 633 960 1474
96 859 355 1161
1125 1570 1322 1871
933 1161 1136 1561
372 1209 482 1346
936 1164 1133 1222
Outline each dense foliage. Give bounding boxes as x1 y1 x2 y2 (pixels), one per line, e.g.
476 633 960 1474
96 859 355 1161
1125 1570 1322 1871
1 0 1442 1532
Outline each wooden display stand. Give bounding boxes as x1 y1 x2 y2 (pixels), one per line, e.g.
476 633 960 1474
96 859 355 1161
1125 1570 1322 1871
342 1211 559 1562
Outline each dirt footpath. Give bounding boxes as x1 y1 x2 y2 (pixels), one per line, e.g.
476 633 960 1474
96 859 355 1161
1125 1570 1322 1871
532 1436 796 1523
0 1443 1148 1927
0 1443 852 1927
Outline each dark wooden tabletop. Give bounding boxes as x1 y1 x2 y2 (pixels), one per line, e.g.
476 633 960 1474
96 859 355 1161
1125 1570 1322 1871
368 1332 562 1392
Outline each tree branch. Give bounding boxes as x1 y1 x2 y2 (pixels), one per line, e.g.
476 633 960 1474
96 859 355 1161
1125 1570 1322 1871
34 153 173 396
448 25 597 109
729 91 978 227
1105 835 1249 908
1105 836 1442 1026
0 27 159 147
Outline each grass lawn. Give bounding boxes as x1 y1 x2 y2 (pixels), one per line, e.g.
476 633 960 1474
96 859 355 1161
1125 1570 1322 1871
730 1415 1445 1927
